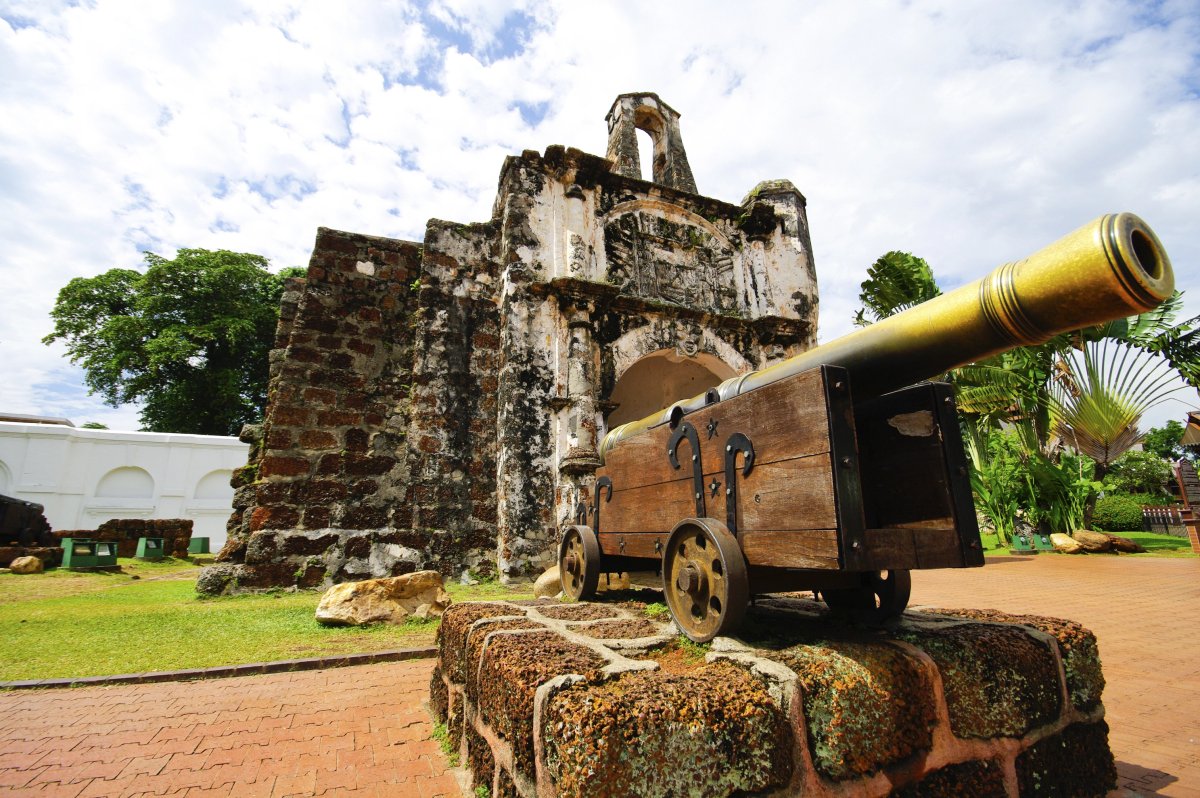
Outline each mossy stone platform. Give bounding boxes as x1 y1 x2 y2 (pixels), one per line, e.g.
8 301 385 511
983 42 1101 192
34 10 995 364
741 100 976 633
429 596 1115 797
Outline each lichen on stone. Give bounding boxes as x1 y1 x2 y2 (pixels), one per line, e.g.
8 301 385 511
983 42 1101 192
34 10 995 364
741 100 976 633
1015 720 1116 797
437 602 521 682
473 630 605 782
929 608 1104 711
888 758 1007 797
898 622 1062 740
762 639 935 781
542 660 792 798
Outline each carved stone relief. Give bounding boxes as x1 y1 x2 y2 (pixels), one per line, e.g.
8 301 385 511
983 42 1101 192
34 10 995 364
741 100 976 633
604 211 738 313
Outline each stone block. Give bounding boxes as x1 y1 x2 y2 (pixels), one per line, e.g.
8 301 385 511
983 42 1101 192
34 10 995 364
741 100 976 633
431 596 1116 798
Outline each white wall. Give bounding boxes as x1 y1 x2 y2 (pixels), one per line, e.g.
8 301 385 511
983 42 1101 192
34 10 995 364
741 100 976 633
0 422 249 550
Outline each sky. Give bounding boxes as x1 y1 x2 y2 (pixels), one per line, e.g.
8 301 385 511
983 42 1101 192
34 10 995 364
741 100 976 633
1 0 1197 433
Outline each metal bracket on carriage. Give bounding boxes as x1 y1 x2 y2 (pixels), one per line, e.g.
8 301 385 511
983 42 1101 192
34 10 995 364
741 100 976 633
591 476 612 533
723 433 755 538
667 422 706 517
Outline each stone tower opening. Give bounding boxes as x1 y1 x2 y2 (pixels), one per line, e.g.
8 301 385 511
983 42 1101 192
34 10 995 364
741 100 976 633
606 351 734 430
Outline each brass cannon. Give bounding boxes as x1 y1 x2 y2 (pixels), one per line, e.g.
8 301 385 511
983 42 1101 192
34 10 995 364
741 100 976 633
559 213 1175 641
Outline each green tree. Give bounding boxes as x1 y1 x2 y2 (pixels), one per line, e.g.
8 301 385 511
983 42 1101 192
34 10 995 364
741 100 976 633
1142 420 1191 462
44 249 303 436
1104 449 1172 495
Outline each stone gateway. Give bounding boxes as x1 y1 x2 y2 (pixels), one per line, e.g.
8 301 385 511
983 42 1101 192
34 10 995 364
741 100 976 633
199 93 819 594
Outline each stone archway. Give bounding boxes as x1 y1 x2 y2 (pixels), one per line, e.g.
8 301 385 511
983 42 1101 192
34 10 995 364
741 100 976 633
606 349 736 430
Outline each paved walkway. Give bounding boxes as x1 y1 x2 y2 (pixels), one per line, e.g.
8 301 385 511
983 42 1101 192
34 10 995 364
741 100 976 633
0 554 1196 797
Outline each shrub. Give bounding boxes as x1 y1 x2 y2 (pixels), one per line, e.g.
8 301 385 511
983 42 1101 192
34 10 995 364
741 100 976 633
1105 450 1172 495
1091 492 1173 532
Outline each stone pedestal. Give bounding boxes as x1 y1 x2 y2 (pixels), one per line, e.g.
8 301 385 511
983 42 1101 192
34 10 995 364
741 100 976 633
429 596 1115 798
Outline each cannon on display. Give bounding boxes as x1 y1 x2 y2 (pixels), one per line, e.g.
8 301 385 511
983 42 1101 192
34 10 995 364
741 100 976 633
560 213 1176 641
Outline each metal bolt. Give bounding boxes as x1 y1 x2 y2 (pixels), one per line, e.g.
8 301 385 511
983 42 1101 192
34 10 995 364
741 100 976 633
970 541 981 549
851 541 861 549
725 445 732 452
840 456 853 468
692 454 698 463
726 488 732 495
695 492 701 500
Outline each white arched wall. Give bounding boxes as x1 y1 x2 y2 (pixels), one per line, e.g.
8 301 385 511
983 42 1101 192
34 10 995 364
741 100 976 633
0 423 247 548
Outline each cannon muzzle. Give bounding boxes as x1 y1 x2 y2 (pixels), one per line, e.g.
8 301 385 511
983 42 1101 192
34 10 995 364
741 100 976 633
601 212 1174 460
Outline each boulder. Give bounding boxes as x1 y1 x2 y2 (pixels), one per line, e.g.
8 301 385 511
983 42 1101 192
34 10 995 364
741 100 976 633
533 565 562 598
315 569 451 626
9 555 44 574
1106 534 1146 554
1050 533 1084 554
1071 530 1113 553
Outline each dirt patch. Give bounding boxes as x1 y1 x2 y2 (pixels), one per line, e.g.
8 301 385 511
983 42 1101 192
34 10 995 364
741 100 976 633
537 603 621 621
574 618 664 639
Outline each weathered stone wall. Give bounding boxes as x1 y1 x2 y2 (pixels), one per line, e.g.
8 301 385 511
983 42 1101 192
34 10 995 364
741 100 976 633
432 597 1117 798
200 95 823 593
203 229 424 593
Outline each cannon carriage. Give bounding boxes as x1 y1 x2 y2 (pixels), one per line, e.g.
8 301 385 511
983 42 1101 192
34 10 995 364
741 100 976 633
558 213 1175 641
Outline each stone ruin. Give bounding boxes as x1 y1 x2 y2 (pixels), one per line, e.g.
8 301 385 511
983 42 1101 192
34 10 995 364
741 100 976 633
199 92 819 594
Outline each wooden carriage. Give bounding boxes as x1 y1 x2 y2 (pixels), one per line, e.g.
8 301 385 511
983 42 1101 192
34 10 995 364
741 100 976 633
559 365 983 641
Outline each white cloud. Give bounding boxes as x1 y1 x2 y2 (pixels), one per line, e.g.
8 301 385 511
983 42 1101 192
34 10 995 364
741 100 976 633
0 0 1196 432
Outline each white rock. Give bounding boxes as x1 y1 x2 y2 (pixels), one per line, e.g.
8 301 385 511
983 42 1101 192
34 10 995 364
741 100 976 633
1050 533 1084 554
315 570 451 626
9 556 44 574
534 565 562 598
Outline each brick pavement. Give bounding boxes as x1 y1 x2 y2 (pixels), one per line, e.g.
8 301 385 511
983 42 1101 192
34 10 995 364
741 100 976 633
0 554 1195 797
0 659 457 798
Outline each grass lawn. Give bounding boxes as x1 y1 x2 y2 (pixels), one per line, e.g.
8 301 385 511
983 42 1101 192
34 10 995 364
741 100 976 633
0 558 534 682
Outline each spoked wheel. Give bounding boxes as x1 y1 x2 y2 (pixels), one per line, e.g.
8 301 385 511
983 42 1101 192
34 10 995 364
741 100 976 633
558 525 601 601
662 518 749 643
821 569 912 623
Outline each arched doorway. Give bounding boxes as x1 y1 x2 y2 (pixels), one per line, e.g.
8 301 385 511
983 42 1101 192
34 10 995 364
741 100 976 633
606 350 735 430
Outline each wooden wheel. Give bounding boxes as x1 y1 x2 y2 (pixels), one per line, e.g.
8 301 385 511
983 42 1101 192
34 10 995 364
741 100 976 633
821 569 912 622
662 518 749 643
558 524 600 601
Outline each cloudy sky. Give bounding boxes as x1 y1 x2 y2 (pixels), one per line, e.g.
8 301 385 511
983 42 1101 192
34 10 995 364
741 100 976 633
2 0 1197 432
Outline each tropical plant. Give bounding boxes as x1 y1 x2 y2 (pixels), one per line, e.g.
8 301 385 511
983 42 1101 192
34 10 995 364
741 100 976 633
852 251 941 327
1142 420 1193 463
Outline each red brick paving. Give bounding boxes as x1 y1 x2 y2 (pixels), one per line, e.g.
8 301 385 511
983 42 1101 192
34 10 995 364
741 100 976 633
0 659 459 797
0 554 1195 797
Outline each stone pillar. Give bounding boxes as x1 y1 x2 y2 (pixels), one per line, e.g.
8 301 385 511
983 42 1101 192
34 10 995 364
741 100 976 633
557 306 601 530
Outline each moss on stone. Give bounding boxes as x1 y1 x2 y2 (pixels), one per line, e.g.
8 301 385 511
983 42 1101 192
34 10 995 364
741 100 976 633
889 758 1007 797
542 660 792 798
466 724 496 794
473 630 605 782
437 603 520 683
898 622 1062 739
463 619 545 705
1015 720 1116 797
764 640 935 781
930 608 1104 711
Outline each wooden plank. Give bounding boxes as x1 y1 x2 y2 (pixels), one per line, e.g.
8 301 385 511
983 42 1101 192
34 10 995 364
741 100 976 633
597 533 664 560
862 526 963 570
598 454 839 535
740 530 840 570
913 527 965 569
601 366 834 493
862 527 918 570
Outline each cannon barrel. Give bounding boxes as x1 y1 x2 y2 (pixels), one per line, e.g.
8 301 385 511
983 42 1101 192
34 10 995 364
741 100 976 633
600 212 1174 461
